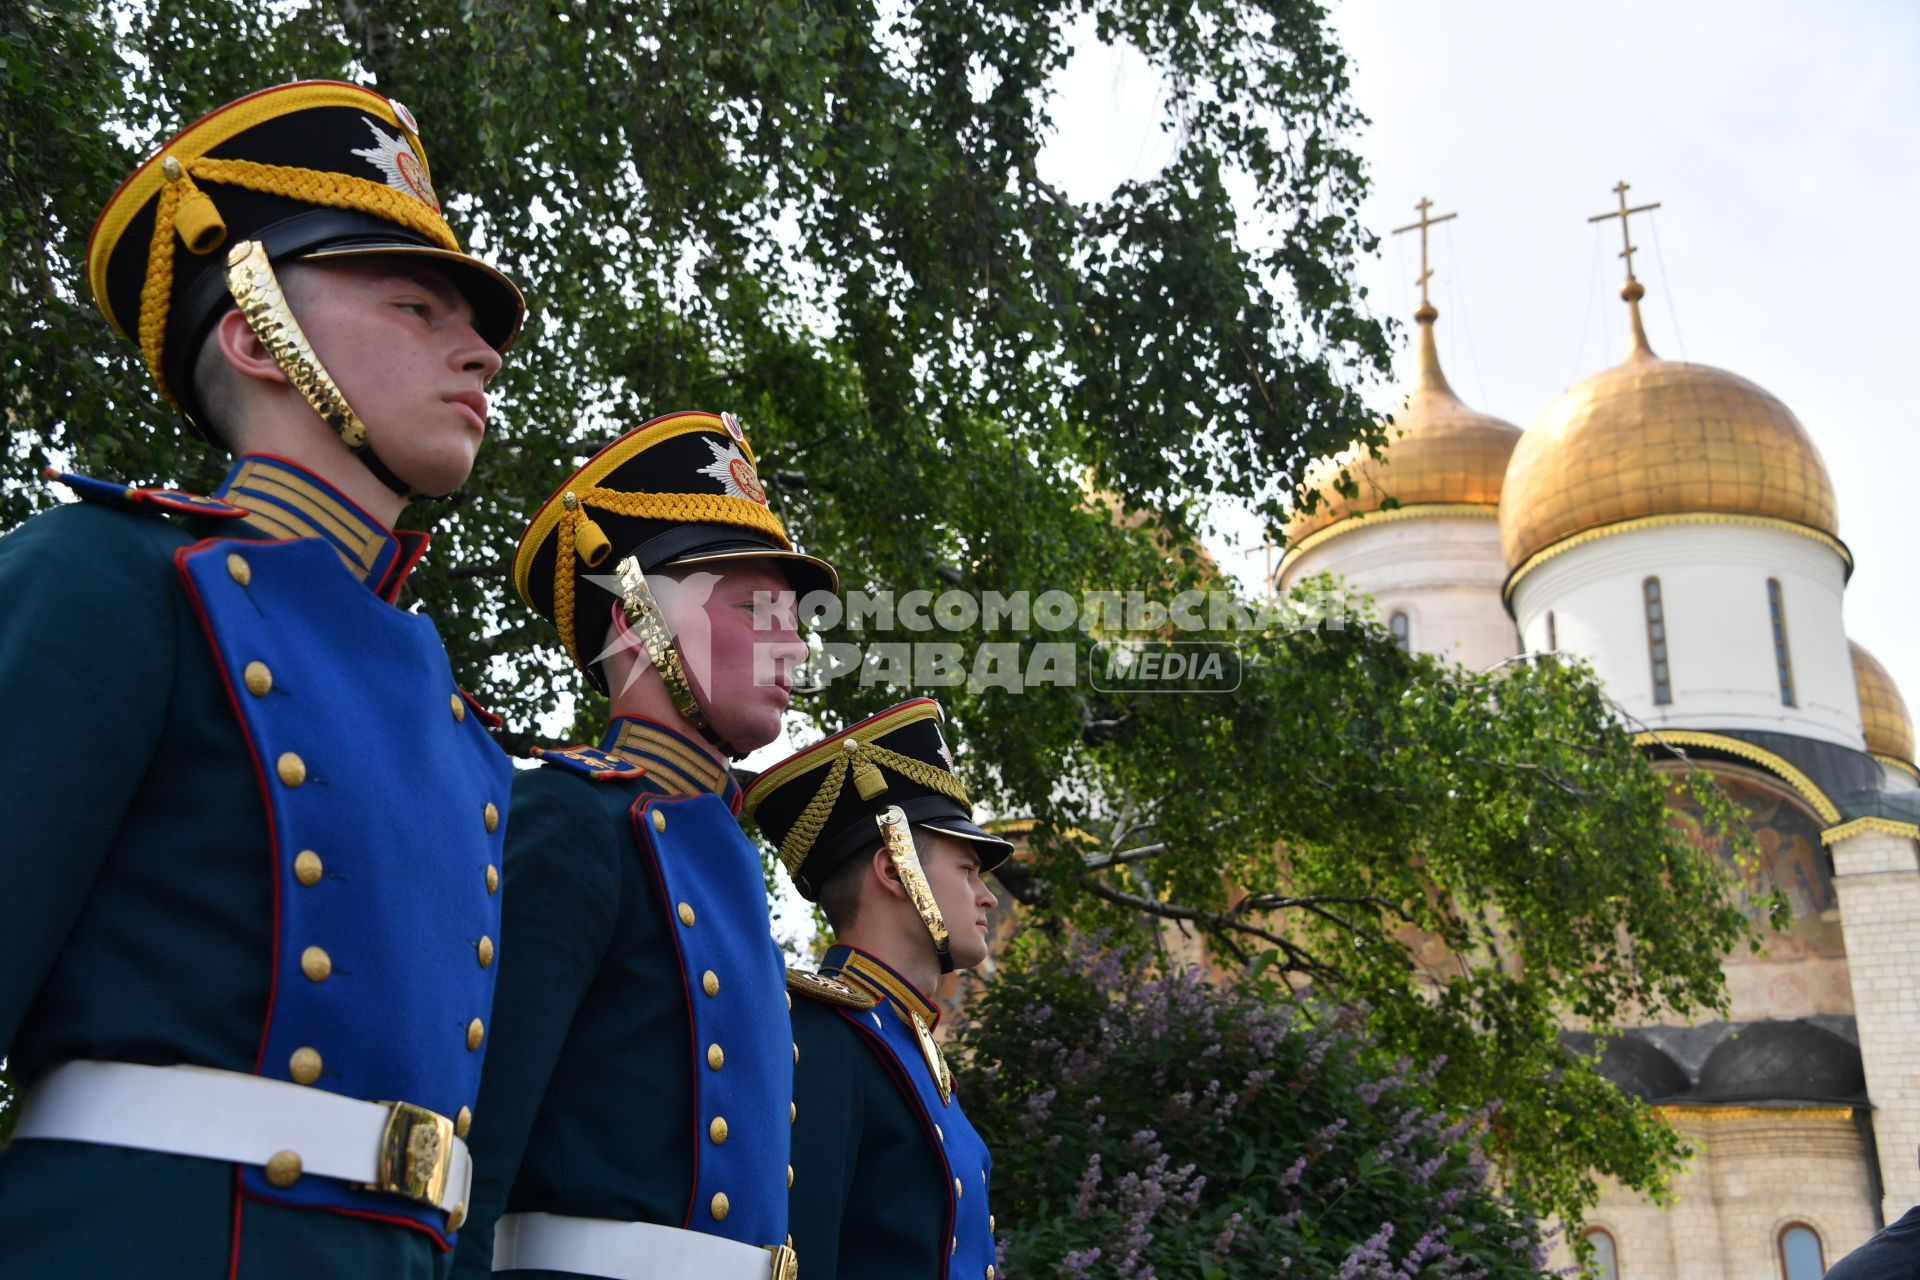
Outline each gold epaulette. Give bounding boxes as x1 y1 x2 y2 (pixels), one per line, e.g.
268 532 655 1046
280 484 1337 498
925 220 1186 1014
787 968 878 1011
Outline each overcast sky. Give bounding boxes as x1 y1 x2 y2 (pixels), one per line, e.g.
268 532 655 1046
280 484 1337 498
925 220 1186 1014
1037 0 1920 707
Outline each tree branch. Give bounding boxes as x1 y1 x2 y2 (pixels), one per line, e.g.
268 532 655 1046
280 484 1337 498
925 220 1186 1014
1081 877 1341 982
1458 755 1594 800
1238 890 1415 921
987 857 1046 907
1081 841 1169 870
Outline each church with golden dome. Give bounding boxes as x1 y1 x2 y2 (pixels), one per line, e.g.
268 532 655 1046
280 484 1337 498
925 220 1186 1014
1280 191 1920 1280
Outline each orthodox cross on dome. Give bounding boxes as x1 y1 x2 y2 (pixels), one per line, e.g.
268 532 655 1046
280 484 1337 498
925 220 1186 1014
1390 197 1457 317
1588 180 1662 355
1239 535 1283 598
1390 197 1459 394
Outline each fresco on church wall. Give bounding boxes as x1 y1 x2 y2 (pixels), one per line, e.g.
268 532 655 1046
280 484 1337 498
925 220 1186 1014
1661 764 1852 1020
1392 764 1855 1022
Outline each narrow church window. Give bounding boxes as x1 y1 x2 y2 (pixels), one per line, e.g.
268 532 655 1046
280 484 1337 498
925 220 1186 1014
1583 1228 1619 1280
1643 578 1672 704
1389 611 1410 654
1768 578 1796 706
1545 610 1558 652
1778 1223 1823 1279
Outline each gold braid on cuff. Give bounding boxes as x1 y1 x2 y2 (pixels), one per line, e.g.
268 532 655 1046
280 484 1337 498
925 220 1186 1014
877 805 953 971
224 239 370 449
614 556 707 729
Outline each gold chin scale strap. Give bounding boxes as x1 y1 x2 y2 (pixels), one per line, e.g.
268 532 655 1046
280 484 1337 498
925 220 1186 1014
225 240 371 448
613 556 709 731
876 805 954 974
222 240 450 501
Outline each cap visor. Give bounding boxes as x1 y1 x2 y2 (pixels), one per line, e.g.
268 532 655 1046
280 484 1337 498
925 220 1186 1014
918 818 1015 872
661 547 839 599
297 243 526 351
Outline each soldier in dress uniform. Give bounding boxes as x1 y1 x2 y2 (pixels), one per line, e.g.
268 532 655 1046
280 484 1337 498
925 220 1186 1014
744 698 1010 1280
452 410 833 1280
0 82 526 1278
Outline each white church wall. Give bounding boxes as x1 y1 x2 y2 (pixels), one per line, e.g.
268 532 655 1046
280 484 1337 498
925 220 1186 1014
1509 522 1860 748
1829 825 1920 1223
1547 1110 1878 1279
1278 513 1517 672
1702 1111 1878 1273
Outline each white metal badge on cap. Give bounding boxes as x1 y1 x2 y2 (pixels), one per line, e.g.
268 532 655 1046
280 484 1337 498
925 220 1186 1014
698 438 769 506
351 118 440 213
720 411 747 442
388 98 421 136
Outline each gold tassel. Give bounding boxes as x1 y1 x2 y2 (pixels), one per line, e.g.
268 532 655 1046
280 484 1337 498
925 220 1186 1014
849 740 889 801
563 492 611 567
164 157 227 256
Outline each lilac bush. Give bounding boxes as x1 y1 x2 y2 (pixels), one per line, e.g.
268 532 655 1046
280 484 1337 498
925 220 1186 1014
956 937 1549 1278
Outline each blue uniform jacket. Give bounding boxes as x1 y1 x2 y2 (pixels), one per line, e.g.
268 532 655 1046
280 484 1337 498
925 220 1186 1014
789 946 997 1280
0 455 509 1279
453 718 793 1279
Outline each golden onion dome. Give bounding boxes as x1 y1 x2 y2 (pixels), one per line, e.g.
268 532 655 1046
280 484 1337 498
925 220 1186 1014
1499 293 1841 576
1852 641 1915 767
1284 306 1520 549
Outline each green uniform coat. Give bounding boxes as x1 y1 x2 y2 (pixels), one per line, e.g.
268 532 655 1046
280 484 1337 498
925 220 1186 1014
0 460 497 1279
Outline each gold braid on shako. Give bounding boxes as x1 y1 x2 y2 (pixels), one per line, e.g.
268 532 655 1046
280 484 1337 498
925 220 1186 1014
774 736 970 877
509 411 838 761
135 152 460 406
742 699 1013 973
548 482 791 672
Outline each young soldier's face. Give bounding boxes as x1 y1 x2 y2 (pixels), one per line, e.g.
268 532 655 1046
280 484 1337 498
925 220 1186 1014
656 561 807 755
919 831 998 970
285 259 502 498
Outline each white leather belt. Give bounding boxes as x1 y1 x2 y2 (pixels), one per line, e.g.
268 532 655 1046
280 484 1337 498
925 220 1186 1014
493 1212 797 1279
11 1061 471 1219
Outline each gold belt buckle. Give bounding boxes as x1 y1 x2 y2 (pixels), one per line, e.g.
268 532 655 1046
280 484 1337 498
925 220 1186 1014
764 1243 799 1280
366 1100 455 1209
